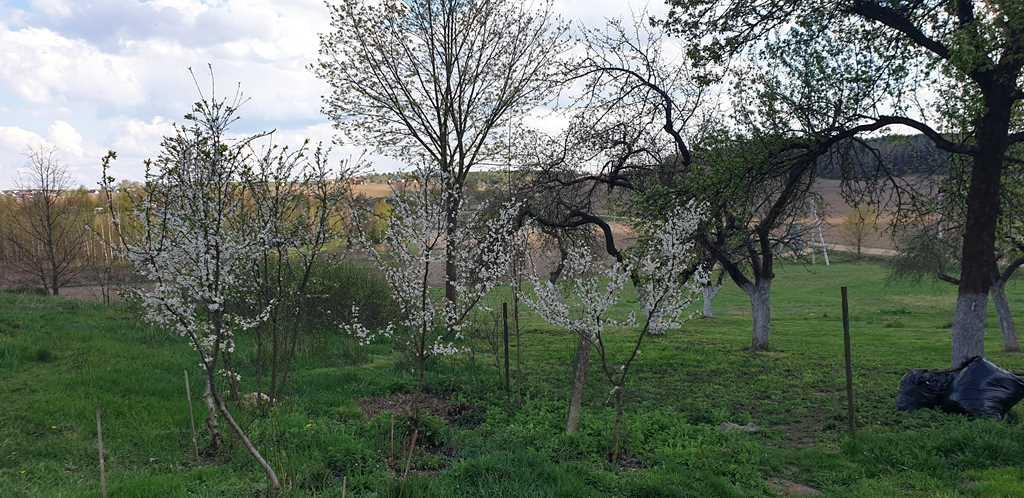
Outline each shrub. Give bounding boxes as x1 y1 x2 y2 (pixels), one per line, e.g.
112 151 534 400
304 259 398 331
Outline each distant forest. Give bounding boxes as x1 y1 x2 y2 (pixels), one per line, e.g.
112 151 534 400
817 134 952 179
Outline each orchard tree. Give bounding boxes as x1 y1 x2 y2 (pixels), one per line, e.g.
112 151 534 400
660 0 1024 366
246 144 357 402
524 203 707 462
315 0 570 333
892 157 1024 352
352 166 521 385
100 90 285 490
530 15 890 351
701 267 726 318
6 147 89 295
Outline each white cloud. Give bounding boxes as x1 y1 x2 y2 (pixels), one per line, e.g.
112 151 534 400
48 120 85 157
0 127 48 181
30 0 72 18
0 121 98 186
110 117 174 158
0 0 661 188
0 26 145 107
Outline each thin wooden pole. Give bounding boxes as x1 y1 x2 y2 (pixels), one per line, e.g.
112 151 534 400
841 286 855 433
502 302 510 396
402 429 419 479
388 414 395 467
341 475 347 498
96 407 108 498
184 370 200 461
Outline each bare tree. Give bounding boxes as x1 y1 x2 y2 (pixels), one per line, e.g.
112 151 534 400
6 147 88 295
840 205 879 259
315 0 570 333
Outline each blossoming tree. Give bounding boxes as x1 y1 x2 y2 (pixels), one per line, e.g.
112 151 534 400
246 144 357 402
99 90 291 490
352 166 521 385
315 0 570 337
524 203 706 462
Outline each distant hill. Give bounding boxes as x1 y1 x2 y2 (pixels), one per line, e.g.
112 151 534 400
817 134 953 179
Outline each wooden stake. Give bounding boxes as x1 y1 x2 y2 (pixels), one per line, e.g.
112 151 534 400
841 286 856 433
96 408 108 498
402 429 418 479
388 413 395 467
502 302 511 396
341 475 347 498
184 370 200 461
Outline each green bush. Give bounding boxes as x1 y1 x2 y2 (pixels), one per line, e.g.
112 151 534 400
400 413 450 450
324 432 379 475
304 259 398 331
334 401 365 423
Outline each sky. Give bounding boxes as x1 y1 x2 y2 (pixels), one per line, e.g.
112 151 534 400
0 0 669 189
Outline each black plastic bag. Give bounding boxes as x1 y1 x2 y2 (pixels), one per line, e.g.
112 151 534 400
949 357 1024 418
896 367 958 412
896 356 1024 419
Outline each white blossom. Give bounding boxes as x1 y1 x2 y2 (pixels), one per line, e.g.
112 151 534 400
339 305 395 346
353 165 523 367
523 201 707 364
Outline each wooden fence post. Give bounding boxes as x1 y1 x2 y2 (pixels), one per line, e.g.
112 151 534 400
841 286 856 433
96 408 108 498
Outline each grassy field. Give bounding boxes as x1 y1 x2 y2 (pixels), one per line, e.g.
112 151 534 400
2 256 1024 497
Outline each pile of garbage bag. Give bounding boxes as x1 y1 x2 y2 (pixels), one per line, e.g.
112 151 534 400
896 356 1024 419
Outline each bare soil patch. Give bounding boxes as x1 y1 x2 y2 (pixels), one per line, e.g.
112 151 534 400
358 392 484 428
359 392 454 420
768 478 823 496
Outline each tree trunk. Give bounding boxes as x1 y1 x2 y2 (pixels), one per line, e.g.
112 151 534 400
223 354 240 402
565 334 591 434
951 87 1009 366
610 385 625 464
702 285 721 318
444 202 459 333
269 318 280 401
207 369 281 491
203 376 222 453
951 292 988 367
992 280 1020 353
744 279 772 352
549 237 569 284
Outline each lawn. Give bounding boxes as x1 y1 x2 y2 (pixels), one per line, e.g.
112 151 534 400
1 255 1023 497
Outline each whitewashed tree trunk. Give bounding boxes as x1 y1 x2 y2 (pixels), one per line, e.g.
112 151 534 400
951 292 988 367
203 376 222 452
744 279 772 352
992 281 1020 353
565 334 591 434
702 285 721 318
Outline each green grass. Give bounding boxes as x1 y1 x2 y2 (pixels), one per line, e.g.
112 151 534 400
1 256 1023 497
